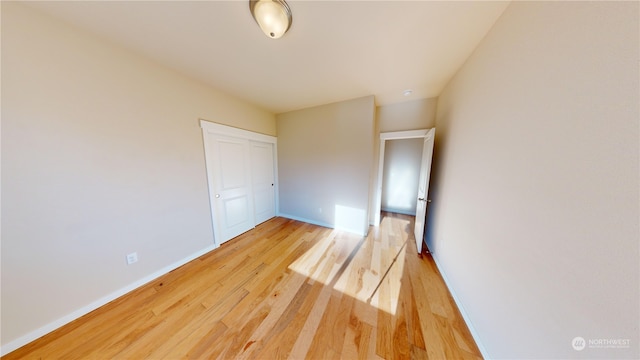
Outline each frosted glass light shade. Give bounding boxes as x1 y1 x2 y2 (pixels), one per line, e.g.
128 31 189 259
249 0 292 39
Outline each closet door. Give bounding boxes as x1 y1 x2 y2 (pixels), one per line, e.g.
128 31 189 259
208 134 255 244
251 141 276 225
201 120 278 247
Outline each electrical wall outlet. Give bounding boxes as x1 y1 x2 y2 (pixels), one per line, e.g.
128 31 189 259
126 252 138 265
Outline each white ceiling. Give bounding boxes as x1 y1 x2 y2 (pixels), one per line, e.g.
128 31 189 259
26 1 510 114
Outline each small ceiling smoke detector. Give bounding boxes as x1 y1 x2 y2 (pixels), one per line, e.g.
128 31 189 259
402 89 413 96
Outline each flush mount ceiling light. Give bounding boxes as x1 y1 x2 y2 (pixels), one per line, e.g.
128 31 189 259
249 0 292 39
403 89 413 96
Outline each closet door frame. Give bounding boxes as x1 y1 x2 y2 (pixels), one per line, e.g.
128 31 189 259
200 120 278 248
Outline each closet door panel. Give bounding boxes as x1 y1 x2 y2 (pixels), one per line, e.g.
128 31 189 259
251 141 276 225
208 135 254 244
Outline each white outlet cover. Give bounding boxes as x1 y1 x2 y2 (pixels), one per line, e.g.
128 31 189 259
126 252 138 265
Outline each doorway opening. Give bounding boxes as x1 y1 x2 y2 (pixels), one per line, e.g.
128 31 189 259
380 138 424 216
373 129 435 254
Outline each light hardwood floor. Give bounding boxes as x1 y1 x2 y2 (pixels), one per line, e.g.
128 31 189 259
3 213 481 359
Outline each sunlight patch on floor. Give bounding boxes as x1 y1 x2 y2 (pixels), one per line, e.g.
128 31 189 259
288 214 412 316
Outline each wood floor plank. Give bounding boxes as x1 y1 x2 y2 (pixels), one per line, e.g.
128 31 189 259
306 291 345 356
182 320 228 360
235 273 308 359
2 214 482 360
287 261 340 359
205 302 271 358
147 286 249 359
250 280 317 359
375 217 396 359
402 266 427 351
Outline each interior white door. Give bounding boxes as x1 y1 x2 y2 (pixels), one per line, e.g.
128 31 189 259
414 129 435 254
251 141 276 225
209 134 255 244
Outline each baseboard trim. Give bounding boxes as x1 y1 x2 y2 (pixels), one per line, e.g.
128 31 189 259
380 208 417 216
430 253 491 359
277 213 368 236
1 244 218 356
277 213 334 230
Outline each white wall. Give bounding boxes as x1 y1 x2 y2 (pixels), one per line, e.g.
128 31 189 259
429 1 639 359
276 96 375 235
377 97 437 133
371 97 437 222
1 3 275 353
381 138 423 215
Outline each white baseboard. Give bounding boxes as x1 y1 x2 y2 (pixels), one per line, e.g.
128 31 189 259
380 208 417 216
277 213 368 236
277 213 334 230
0 244 218 356
430 253 491 359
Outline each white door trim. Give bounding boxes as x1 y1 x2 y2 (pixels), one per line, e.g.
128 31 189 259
373 129 432 226
200 120 277 144
200 120 278 247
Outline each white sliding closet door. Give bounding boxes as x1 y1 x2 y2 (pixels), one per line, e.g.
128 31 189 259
201 120 278 247
208 134 255 244
251 141 276 225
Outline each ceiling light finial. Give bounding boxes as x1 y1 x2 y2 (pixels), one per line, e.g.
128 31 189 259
249 0 292 39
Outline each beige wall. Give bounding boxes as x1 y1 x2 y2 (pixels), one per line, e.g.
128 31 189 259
377 97 437 133
370 97 437 222
1 3 275 351
276 96 375 235
430 1 639 358
381 138 423 215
